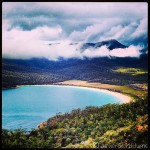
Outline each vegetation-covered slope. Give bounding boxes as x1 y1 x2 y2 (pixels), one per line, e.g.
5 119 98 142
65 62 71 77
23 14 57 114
2 95 148 148
2 54 148 89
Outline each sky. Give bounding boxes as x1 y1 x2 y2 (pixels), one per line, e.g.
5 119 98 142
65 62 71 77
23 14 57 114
2 2 148 60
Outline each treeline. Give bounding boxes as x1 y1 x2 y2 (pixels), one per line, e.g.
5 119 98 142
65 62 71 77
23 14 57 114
2 56 148 89
2 96 148 148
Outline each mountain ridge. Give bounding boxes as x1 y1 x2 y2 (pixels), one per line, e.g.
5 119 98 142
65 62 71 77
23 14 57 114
48 39 127 51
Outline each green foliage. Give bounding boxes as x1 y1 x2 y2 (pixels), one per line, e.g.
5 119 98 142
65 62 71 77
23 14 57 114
113 67 148 76
2 96 148 148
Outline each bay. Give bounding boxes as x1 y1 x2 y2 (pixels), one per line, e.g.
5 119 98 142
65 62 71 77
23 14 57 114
2 85 122 130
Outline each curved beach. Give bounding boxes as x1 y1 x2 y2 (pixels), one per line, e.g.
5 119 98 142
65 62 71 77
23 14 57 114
36 83 132 129
14 82 134 129
20 81 132 104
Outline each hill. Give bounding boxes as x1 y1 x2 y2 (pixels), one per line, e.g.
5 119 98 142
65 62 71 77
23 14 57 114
2 54 148 89
2 95 148 148
81 39 127 51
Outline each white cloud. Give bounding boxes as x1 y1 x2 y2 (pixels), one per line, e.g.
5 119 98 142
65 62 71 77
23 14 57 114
81 45 141 58
2 24 142 60
35 26 62 40
130 17 148 39
2 25 64 60
109 45 141 57
82 46 110 58
3 2 147 19
69 18 123 42
2 2 147 59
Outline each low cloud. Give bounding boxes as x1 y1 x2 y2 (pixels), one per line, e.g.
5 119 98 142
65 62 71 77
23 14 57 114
2 2 147 60
109 46 141 57
2 26 142 60
2 25 63 60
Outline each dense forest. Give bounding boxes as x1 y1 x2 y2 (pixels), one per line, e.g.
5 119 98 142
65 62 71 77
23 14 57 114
2 95 148 148
2 53 148 89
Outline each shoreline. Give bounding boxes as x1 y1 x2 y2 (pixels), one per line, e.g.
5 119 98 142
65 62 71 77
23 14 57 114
38 84 132 103
3 81 134 129
5 82 133 104
35 83 133 129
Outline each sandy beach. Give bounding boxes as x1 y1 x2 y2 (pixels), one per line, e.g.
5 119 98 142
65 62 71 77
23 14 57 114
19 80 133 104
36 81 132 129
53 80 133 103
52 85 132 104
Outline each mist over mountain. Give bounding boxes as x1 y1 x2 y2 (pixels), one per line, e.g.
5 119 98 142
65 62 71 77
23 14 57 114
2 39 143 60
80 39 127 51
3 3 147 60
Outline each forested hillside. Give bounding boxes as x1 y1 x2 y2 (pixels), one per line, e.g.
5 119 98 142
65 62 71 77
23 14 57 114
2 53 148 89
2 95 148 148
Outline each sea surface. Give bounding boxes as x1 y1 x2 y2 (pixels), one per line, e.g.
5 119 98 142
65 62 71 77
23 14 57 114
2 85 122 130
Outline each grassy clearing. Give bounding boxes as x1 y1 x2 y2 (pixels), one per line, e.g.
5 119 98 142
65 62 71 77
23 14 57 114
113 67 148 76
112 85 147 100
56 80 148 101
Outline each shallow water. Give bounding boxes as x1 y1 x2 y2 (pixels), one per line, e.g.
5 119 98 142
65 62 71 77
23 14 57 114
2 85 121 130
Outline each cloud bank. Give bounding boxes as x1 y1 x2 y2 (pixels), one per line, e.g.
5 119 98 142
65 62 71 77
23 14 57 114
2 26 142 60
2 2 148 60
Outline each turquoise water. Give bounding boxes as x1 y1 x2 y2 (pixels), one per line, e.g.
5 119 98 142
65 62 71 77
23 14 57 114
2 85 121 130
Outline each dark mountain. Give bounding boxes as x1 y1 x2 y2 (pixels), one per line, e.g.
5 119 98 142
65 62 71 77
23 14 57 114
80 39 127 50
94 39 127 49
48 39 127 51
80 43 95 51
